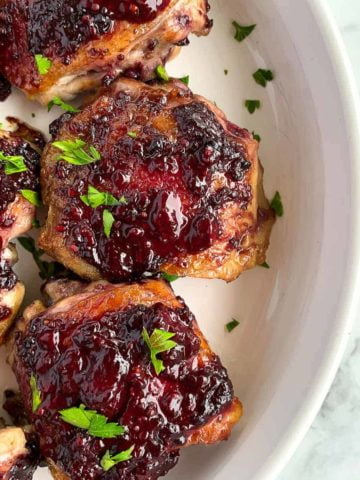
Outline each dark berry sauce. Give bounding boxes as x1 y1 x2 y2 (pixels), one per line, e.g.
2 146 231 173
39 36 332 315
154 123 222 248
14 298 234 480
0 135 40 213
0 73 11 101
53 87 252 280
6 433 40 480
0 257 17 291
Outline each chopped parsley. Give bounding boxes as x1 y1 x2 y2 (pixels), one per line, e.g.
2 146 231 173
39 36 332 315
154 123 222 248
226 319 240 332
100 446 134 472
59 404 125 438
155 65 169 82
253 69 274 87
30 374 41 412
224 69 229 75
245 99 261 114
80 185 127 208
35 54 52 75
103 209 115 238
31 218 41 229
179 75 189 85
48 96 80 113
260 262 270 269
18 236 68 280
161 272 179 283
20 189 41 207
52 139 101 165
142 328 177 375
127 131 137 139
0 151 27 175
232 21 256 42
270 191 284 217
252 131 261 142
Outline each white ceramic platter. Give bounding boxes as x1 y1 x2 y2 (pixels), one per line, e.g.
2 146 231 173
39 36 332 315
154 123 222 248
1 0 360 479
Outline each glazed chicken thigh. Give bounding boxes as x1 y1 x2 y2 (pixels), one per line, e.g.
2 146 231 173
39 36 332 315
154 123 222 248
10 278 241 480
0 0 211 104
0 121 41 343
40 78 274 282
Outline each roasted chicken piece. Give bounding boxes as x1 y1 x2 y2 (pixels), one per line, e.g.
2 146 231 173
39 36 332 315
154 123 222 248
10 278 241 480
40 78 274 282
0 0 211 104
0 121 42 343
0 427 39 479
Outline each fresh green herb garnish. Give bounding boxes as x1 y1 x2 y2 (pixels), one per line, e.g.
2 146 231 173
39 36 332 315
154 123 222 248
48 96 80 113
245 99 261 114
142 328 177 375
224 69 228 75
253 69 274 87
0 151 27 175
35 54 52 75
59 404 125 438
30 374 41 412
127 131 137 139
155 65 169 82
232 21 256 42
226 319 240 332
100 446 134 472
31 113 36 118
18 236 68 279
80 185 127 208
52 139 100 165
179 75 189 85
161 272 179 283
20 189 41 206
252 131 261 142
103 209 115 238
31 218 41 229
270 191 284 217
260 262 270 269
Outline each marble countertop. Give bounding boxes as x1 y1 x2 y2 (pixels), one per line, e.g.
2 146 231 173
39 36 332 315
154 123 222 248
278 1 360 478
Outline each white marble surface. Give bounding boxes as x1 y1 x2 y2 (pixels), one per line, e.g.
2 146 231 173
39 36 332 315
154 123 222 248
278 2 360 478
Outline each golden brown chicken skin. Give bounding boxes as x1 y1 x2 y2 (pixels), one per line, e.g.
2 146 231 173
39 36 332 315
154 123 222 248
39 78 274 283
0 0 211 104
11 279 242 480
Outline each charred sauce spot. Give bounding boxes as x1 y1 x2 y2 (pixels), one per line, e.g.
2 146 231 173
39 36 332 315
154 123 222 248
55 97 252 280
14 302 234 480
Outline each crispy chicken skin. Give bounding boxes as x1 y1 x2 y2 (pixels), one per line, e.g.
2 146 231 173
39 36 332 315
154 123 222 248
0 121 42 343
0 0 211 104
11 279 241 480
39 78 274 283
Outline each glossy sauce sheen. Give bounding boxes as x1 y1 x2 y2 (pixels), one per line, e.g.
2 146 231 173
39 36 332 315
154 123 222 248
0 0 170 67
53 88 251 280
14 301 234 479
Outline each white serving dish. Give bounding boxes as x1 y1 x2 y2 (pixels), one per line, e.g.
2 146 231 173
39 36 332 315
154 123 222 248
1 0 360 479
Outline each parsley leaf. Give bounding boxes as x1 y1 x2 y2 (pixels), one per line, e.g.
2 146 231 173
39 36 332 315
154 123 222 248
232 21 256 42
253 69 274 87
252 131 261 142
224 69 229 75
80 185 127 208
245 99 261 114
0 151 27 175
270 191 284 217
155 65 169 82
226 319 240 332
161 272 179 283
35 54 52 75
48 96 80 113
30 374 41 412
142 328 177 375
20 189 41 206
127 131 137 139
52 139 101 165
100 446 134 471
59 404 125 438
179 75 189 85
260 262 270 269
18 236 68 279
103 209 115 238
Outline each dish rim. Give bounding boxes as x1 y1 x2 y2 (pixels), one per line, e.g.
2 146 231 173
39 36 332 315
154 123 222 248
257 1 360 478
